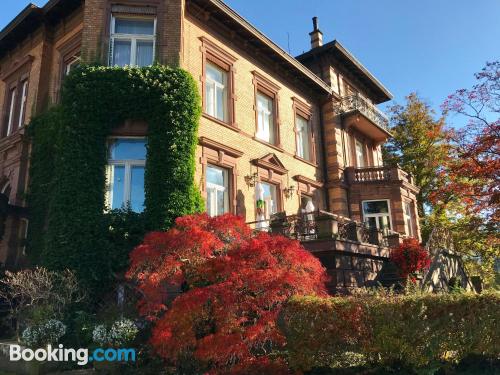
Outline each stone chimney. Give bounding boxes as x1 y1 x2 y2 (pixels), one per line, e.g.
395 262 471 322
309 16 323 49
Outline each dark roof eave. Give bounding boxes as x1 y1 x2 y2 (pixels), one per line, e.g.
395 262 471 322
0 3 41 40
297 40 393 104
205 0 332 96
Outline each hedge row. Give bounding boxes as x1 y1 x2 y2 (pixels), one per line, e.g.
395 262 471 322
279 292 500 371
27 65 203 292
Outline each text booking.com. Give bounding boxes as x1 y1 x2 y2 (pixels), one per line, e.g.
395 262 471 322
10 344 136 365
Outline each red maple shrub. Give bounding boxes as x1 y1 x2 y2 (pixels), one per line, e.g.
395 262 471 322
390 238 431 280
126 213 327 374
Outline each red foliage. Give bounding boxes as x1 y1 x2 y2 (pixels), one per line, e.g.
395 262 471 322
127 213 327 373
390 238 431 280
436 61 500 224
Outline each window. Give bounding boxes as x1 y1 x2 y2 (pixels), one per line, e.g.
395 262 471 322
6 88 16 136
300 194 314 214
260 182 278 219
256 92 275 144
355 139 366 167
205 63 228 122
17 80 28 128
404 201 415 237
362 200 392 232
110 16 155 67
296 115 312 161
64 55 81 75
106 138 146 212
206 165 229 217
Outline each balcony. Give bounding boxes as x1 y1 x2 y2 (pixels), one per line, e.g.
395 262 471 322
345 165 416 189
334 94 392 142
247 211 400 250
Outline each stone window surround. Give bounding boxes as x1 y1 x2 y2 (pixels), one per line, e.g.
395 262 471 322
252 71 281 148
292 96 316 165
0 55 33 139
199 136 243 215
293 174 324 213
54 32 82 102
252 154 288 218
200 37 237 129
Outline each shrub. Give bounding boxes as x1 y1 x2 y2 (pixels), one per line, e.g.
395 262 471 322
279 292 500 371
127 213 327 374
22 319 66 347
0 267 84 336
92 318 138 347
27 65 202 292
390 238 431 280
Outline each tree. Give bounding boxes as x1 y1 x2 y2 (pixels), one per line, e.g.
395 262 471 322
436 61 500 225
429 61 500 286
383 93 450 220
126 213 327 374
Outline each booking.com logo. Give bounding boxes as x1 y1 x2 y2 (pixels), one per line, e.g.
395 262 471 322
10 344 136 365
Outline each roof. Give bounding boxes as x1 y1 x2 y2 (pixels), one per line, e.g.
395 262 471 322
188 0 333 96
0 0 82 59
296 40 393 104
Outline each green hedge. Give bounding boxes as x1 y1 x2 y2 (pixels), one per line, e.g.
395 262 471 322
27 65 203 291
279 292 500 371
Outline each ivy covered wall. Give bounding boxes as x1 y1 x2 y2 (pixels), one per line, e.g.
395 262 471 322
27 65 203 291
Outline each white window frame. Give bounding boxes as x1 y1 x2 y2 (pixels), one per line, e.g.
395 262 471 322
404 201 415 237
296 114 311 161
106 137 146 212
362 199 393 232
256 92 274 144
65 55 81 75
17 80 28 129
6 88 16 136
109 15 157 67
205 62 228 122
355 139 366 167
206 164 229 217
260 181 278 220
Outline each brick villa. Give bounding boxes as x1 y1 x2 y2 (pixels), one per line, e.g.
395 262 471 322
0 0 421 292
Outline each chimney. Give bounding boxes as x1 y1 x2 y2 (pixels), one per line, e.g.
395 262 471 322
309 16 323 49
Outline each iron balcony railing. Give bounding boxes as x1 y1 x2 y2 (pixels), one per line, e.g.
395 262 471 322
247 211 399 247
334 94 390 132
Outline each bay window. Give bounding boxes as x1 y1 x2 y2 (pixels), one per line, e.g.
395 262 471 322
205 63 228 122
362 200 392 232
106 138 146 212
296 115 312 161
206 165 229 216
110 16 155 67
256 92 275 144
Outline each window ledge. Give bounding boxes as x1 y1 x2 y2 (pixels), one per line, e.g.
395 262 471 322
294 155 318 167
252 137 284 153
202 113 239 132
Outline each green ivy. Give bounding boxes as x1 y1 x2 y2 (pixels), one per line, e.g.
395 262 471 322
27 65 203 291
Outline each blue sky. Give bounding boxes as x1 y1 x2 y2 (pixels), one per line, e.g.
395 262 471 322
1 0 499 124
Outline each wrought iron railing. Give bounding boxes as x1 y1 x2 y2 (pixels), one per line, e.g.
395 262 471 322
247 211 394 247
334 94 390 132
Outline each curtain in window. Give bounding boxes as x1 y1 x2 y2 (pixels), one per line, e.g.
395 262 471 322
113 40 131 66
136 41 154 67
115 19 154 35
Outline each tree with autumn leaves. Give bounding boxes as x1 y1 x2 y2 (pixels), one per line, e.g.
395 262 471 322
385 62 499 286
126 213 327 374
